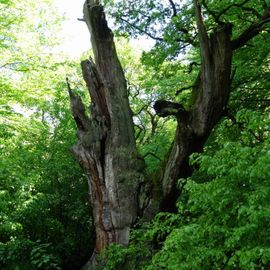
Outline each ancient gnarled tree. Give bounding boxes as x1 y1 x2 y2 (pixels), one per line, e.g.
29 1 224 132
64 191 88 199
68 0 270 266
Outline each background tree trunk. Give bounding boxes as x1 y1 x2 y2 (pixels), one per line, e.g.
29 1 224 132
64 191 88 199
153 0 270 211
155 1 233 210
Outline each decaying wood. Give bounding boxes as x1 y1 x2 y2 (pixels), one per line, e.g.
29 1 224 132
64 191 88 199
68 0 145 263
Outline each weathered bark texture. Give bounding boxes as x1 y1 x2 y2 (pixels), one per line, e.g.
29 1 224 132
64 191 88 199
68 0 144 262
156 1 233 210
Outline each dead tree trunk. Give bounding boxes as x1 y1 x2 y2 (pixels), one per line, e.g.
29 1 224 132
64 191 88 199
68 0 144 258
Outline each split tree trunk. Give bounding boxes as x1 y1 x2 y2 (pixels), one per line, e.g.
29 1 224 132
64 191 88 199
68 0 144 258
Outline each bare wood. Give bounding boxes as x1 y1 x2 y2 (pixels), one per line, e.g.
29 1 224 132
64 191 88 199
69 1 145 262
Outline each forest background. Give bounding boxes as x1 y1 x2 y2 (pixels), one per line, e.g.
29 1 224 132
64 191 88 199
0 0 270 269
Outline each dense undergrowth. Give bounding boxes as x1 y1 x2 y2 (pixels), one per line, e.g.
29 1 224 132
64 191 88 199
101 110 270 270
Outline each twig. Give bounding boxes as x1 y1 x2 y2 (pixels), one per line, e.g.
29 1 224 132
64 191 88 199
118 16 163 41
168 0 177 17
143 152 162 161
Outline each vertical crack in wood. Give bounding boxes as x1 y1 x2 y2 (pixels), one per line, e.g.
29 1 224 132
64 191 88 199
69 1 146 259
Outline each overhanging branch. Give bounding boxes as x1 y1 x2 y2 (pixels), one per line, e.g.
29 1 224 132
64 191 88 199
154 100 186 117
118 16 163 41
232 15 270 50
216 0 251 22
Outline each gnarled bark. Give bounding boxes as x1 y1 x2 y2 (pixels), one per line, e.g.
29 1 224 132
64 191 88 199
68 0 145 262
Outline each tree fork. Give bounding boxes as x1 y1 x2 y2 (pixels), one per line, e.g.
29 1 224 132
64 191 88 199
155 1 233 211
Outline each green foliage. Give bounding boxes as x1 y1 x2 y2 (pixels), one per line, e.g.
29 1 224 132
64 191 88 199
0 0 95 269
1 1 270 270
106 0 194 66
30 242 60 270
155 114 269 270
99 244 128 270
0 239 61 270
131 110 270 270
100 109 270 270
0 90 95 269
